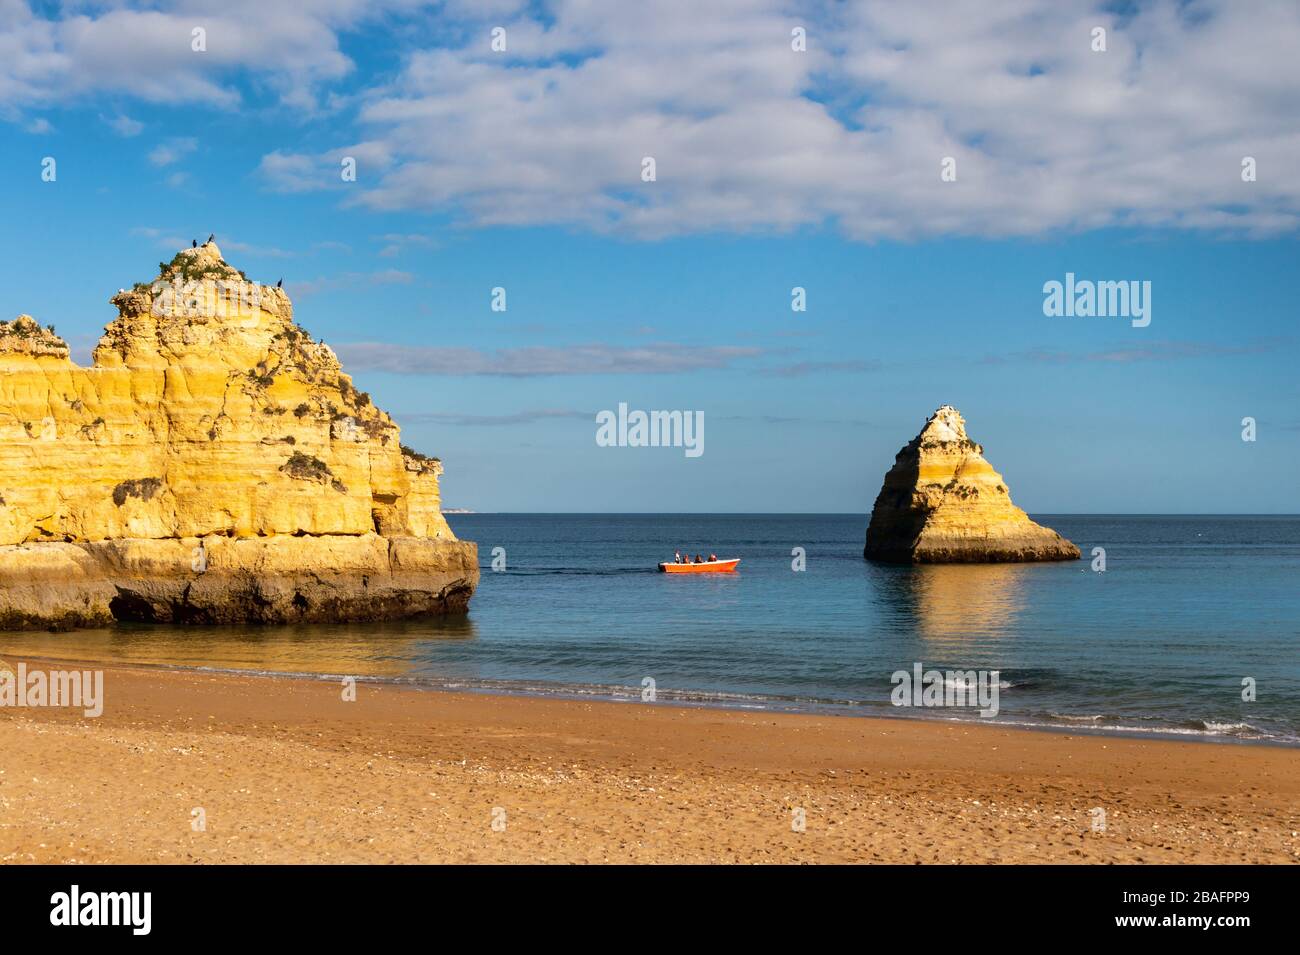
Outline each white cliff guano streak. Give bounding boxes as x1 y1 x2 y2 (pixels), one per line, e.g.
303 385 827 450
864 405 1080 564
0 242 477 629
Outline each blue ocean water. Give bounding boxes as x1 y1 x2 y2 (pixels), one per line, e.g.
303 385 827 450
4 514 1298 743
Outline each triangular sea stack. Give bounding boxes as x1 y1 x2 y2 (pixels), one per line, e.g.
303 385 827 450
864 405 1079 564
0 241 477 629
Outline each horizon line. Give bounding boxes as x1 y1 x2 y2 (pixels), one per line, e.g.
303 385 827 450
441 511 1300 517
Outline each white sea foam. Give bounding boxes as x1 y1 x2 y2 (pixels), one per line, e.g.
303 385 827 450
1200 721 1258 736
943 676 1013 690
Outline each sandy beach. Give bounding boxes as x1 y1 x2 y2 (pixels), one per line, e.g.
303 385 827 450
1 658 1297 864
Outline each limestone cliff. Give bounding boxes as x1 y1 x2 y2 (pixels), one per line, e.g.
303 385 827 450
864 405 1080 564
0 242 477 629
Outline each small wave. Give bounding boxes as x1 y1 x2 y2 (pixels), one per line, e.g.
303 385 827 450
1128 721 1266 740
89 660 1299 746
1002 713 1284 742
1198 720 1260 737
941 676 1013 690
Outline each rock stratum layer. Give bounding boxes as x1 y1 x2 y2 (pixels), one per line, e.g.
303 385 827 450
864 405 1080 564
0 242 476 629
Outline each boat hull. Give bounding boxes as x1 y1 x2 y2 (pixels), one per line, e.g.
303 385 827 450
658 559 740 574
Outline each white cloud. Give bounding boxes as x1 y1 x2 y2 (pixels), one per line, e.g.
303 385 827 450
257 141 392 192
757 360 881 378
290 269 413 297
6 1 1298 241
395 409 590 426
334 341 763 376
256 150 329 192
148 137 197 166
103 114 143 136
985 338 1290 365
0 1 424 113
312 240 353 253
130 226 189 249
343 0 1300 239
132 227 304 259
373 232 435 256
221 238 294 258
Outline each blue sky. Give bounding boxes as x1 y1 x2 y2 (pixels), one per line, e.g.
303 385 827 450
1 1 1297 512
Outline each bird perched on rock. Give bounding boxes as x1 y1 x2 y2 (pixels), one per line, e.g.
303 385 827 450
276 278 283 288
207 233 214 244
191 239 197 248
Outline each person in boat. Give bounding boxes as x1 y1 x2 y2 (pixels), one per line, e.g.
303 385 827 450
709 553 717 562
696 554 704 563
674 550 682 563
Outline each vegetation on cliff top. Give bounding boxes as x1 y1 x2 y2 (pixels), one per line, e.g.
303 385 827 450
163 249 246 284
400 444 442 473
0 315 71 357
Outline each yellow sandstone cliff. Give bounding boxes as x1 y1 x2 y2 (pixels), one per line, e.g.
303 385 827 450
864 405 1079 563
0 242 477 629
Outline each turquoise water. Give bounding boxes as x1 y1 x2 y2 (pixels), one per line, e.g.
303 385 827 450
4 514 1298 743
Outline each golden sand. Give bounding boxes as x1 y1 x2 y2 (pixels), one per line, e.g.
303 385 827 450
1 660 1296 864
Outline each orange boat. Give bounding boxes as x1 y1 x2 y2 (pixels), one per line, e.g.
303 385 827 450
658 558 740 574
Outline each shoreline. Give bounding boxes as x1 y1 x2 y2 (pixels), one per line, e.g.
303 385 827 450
4 650 1294 750
2 657 1297 863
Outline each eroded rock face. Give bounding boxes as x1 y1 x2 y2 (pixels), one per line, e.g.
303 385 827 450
0 242 477 629
864 405 1080 564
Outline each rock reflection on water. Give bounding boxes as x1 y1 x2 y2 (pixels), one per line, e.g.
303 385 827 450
870 562 1030 647
0 617 477 679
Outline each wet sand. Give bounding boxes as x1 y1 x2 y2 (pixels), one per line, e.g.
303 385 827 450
1 659 1297 863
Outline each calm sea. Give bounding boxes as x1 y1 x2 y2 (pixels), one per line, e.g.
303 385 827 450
4 514 1298 744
